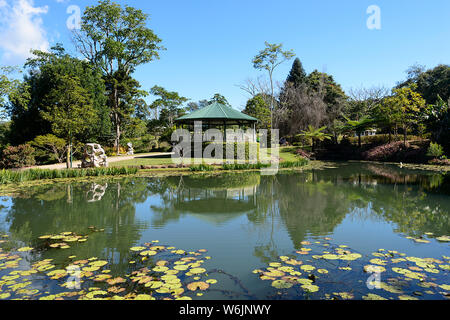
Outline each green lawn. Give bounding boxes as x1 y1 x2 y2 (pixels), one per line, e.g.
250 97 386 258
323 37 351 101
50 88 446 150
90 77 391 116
277 147 302 162
110 147 303 168
109 154 176 167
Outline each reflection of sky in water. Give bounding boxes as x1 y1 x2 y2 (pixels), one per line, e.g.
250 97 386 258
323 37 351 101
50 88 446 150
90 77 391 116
0 197 12 232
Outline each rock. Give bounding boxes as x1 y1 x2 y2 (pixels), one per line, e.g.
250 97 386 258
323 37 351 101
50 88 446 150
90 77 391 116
81 144 108 168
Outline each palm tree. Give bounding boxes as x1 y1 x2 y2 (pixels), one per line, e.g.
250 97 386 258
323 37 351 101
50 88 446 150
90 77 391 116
341 116 377 148
298 125 332 152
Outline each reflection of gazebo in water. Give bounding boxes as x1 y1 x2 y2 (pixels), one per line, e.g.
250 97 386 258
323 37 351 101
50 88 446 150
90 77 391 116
175 193 256 225
175 102 259 142
155 174 260 226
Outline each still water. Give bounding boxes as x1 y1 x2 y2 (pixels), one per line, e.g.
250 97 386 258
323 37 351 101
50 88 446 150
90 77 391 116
0 163 449 300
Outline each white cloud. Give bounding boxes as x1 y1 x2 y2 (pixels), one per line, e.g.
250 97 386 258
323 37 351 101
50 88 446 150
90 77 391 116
0 0 49 63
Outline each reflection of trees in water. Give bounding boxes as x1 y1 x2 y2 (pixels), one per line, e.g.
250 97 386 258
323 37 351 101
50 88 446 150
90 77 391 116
4 164 449 271
312 164 450 237
249 165 450 262
247 172 351 263
5 179 153 274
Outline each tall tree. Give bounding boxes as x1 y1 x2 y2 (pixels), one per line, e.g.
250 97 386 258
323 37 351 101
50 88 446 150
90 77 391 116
150 86 188 128
306 70 348 130
277 82 327 136
397 64 450 104
41 74 98 168
252 42 295 128
278 58 308 128
73 0 164 154
346 86 390 121
105 69 147 151
0 66 25 119
286 57 307 87
382 86 426 145
425 96 450 153
209 93 231 106
186 99 209 113
8 46 109 145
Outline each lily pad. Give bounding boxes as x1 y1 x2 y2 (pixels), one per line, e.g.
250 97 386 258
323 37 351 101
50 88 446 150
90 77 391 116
187 281 209 291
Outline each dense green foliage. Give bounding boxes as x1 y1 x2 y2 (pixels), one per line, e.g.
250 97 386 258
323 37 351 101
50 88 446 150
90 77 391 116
30 134 67 164
150 86 188 128
243 95 271 129
427 142 445 159
0 144 36 169
397 64 450 104
189 164 215 172
7 46 109 146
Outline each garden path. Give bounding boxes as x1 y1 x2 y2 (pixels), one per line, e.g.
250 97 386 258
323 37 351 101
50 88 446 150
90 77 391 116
23 152 173 170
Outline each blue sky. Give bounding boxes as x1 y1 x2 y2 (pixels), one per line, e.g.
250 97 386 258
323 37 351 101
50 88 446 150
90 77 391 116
0 0 449 110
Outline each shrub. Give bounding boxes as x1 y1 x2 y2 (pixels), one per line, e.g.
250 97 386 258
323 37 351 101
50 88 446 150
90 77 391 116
189 164 215 172
30 134 67 164
0 144 36 169
222 162 271 171
157 141 172 152
122 134 158 154
362 142 410 161
159 126 176 143
347 134 422 146
429 158 450 166
295 148 312 159
427 142 445 159
104 146 127 157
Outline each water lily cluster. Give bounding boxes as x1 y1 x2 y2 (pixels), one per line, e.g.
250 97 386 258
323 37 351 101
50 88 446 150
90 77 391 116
253 237 449 300
0 231 216 300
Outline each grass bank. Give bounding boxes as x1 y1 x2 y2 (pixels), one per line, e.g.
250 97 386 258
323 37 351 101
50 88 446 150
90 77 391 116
0 167 139 185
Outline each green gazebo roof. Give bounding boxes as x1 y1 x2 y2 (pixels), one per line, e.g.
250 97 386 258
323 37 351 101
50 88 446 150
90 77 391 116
175 102 258 124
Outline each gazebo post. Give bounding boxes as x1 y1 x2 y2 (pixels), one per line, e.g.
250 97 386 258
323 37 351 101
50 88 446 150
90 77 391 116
223 121 227 143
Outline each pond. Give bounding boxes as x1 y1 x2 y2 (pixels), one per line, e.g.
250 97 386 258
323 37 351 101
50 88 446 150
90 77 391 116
0 162 449 300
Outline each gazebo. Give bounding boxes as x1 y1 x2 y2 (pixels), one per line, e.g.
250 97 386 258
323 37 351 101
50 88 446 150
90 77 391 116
175 102 258 142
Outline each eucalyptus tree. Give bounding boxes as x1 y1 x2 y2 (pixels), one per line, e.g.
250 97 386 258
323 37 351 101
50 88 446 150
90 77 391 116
150 86 188 128
73 0 164 154
252 42 295 128
0 66 22 118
